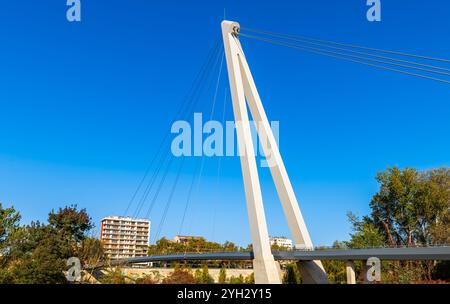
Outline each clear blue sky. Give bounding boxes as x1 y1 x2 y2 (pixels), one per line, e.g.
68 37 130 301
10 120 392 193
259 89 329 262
0 1 449 247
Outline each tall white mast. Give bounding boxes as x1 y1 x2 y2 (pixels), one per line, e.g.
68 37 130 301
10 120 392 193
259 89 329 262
221 20 328 284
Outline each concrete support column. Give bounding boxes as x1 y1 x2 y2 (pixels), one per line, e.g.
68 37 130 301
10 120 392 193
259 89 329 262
297 261 329 284
222 20 281 284
221 19 328 283
346 261 356 284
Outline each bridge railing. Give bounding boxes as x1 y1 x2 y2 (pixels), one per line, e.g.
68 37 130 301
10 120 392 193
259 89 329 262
85 246 450 269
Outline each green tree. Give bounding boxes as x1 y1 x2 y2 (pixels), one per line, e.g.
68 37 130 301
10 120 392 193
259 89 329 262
218 266 227 283
222 241 238 252
195 264 214 284
415 168 450 245
346 213 385 249
321 241 348 284
135 274 158 284
0 203 21 281
7 223 70 284
148 238 249 268
163 268 196 284
100 268 127 284
134 271 161 284
0 267 12 283
347 167 450 282
0 203 20 248
48 205 93 242
367 167 449 247
1 205 97 284
244 272 254 284
283 263 300 284
228 274 244 284
78 237 106 267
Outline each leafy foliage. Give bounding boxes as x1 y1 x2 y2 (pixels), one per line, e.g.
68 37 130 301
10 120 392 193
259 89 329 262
0 166 448 284
48 205 93 243
5 223 71 284
346 213 385 249
0 203 20 247
346 167 450 282
368 167 449 247
282 262 300 284
134 274 159 284
194 264 214 284
244 272 254 284
148 237 244 255
162 268 196 284
148 237 252 268
100 268 127 284
0 204 98 284
228 274 245 284
78 237 106 267
218 266 227 283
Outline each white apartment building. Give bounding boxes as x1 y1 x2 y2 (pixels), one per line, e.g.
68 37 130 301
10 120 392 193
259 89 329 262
100 216 150 260
269 236 293 249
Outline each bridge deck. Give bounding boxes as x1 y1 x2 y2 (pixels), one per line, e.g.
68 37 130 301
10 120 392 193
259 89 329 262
108 247 450 266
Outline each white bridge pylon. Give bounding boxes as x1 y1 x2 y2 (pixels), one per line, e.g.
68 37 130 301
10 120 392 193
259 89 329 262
221 20 328 284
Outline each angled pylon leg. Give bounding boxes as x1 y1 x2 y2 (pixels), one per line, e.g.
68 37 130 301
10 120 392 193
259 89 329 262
222 20 281 284
222 20 328 284
237 45 328 284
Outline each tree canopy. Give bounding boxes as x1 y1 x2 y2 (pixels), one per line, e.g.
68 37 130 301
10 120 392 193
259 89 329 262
345 167 449 282
0 204 100 284
350 167 449 248
0 203 20 247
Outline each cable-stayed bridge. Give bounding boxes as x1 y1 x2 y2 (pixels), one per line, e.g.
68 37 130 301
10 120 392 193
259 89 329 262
117 20 450 284
113 247 450 264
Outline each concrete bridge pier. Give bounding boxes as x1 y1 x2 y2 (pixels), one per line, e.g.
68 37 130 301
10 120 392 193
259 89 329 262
296 261 329 284
252 257 283 284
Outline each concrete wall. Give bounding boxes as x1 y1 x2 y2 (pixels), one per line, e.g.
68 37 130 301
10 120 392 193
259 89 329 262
122 267 254 283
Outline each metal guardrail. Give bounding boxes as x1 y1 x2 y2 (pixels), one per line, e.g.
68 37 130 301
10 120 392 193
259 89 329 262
278 247 450 261
104 246 450 267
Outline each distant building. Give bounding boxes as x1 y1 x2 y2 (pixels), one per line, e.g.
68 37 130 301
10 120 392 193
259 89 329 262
172 235 203 243
270 236 293 249
100 216 150 260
